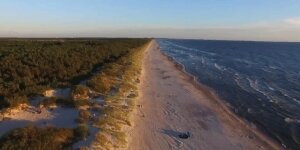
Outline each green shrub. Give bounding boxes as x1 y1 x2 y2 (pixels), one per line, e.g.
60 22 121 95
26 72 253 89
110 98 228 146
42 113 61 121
0 126 74 150
74 124 89 140
79 109 91 122
0 97 9 109
41 97 57 108
56 98 75 107
87 74 112 94
75 117 85 124
56 98 90 108
5 95 28 108
71 85 89 100
74 100 90 108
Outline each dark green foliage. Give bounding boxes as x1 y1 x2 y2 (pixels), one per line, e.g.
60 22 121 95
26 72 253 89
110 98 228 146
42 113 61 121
74 124 89 140
0 38 149 109
87 74 112 94
0 96 10 109
2 95 28 109
75 117 85 124
56 98 76 107
53 98 90 108
73 100 91 108
0 126 74 150
78 109 91 122
71 85 90 101
41 97 57 107
71 85 89 97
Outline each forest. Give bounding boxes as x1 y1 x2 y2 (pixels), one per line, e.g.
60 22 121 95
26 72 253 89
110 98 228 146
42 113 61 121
0 38 149 109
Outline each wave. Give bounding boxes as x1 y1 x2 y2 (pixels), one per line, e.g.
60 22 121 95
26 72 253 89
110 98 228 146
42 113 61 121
214 63 227 71
234 75 253 93
163 40 216 56
234 58 257 65
158 39 300 149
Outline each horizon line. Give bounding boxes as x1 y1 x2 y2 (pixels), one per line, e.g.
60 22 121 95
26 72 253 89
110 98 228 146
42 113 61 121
0 36 299 43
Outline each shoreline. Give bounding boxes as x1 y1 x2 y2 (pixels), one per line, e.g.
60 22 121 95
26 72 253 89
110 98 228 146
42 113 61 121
128 40 282 150
159 47 282 149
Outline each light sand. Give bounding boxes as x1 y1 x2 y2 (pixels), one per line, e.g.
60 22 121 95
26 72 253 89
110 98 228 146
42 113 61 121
128 40 282 150
0 107 79 136
0 88 104 149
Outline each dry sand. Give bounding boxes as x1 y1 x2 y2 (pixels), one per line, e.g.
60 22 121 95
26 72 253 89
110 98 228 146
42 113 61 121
128 40 282 150
0 88 102 149
0 107 79 136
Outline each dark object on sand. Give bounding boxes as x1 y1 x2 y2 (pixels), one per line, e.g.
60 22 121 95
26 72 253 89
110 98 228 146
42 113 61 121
136 78 140 83
37 108 42 114
178 132 191 139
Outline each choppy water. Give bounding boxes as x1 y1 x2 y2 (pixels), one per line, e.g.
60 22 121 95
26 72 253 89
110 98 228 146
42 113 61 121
157 39 300 149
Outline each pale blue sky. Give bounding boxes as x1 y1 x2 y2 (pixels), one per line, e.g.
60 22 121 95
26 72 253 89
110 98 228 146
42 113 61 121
1 0 300 41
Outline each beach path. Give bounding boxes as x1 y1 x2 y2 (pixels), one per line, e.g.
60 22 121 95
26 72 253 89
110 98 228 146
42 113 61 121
127 40 281 150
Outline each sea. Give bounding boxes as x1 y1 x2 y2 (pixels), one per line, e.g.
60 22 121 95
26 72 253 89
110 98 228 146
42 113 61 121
157 39 300 150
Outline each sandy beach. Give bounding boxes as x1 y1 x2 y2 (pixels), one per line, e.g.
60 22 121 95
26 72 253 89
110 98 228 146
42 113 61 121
128 40 282 150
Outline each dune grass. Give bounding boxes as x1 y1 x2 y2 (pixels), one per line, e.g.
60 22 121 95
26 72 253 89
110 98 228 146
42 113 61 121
0 126 75 150
74 124 89 141
90 41 150 149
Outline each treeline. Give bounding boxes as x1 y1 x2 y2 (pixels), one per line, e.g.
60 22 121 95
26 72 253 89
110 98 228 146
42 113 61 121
0 38 149 109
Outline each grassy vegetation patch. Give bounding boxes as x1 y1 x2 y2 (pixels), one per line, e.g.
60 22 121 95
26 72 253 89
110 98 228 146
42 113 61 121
40 97 57 108
1 95 29 109
90 41 150 149
74 124 89 141
71 85 89 100
0 126 74 150
76 109 92 124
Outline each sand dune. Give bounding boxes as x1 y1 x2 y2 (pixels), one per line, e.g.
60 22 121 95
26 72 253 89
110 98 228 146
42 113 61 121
127 40 282 150
0 107 78 137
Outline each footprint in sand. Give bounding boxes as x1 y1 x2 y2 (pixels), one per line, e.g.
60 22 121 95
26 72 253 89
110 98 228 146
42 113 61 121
167 138 184 149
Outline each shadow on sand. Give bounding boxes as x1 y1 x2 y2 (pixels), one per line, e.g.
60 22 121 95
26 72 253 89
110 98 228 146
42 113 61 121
160 128 182 138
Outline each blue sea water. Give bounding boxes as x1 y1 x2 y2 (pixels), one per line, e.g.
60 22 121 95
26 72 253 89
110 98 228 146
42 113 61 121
157 39 300 149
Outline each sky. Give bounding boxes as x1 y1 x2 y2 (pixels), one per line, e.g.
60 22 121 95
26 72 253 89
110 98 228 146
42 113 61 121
1 0 300 41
